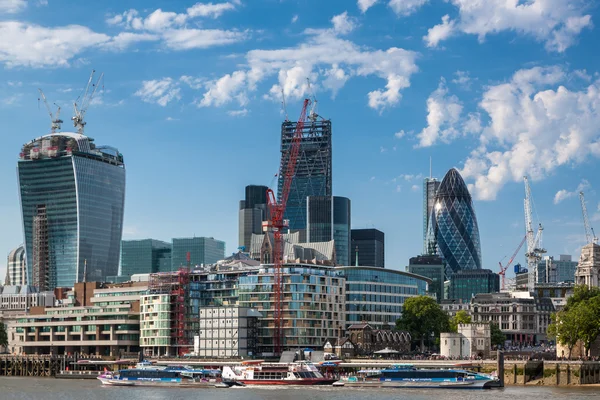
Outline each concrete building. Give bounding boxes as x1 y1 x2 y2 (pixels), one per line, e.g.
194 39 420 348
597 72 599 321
335 266 430 329
250 232 335 265
278 118 332 231
171 237 225 269
0 285 54 311
350 229 385 268
575 243 600 288
441 323 491 359
15 282 145 356
407 255 445 302
6 245 27 286
345 323 411 355
423 177 441 254
238 185 269 252
448 269 500 303
307 196 351 266
537 255 578 284
18 133 125 289
197 306 261 358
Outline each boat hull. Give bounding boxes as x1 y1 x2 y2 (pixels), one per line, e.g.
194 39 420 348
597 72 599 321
334 379 496 389
97 376 227 388
238 378 336 386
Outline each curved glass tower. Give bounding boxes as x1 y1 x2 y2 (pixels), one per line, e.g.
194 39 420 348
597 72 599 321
18 132 125 289
428 168 482 275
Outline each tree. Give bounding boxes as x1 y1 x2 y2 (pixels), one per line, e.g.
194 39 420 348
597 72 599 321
490 323 505 348
396 296 450 352
0 320 7 351
449 310 472 332
548 307 585 360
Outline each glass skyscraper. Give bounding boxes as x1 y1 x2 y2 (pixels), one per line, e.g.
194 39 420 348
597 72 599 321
18 133 125 289
278 119 332 231
428 168 482 276
423 178 440 254
120 239 172 277
350 229 385 268
306 196 351 265
171 237 226 268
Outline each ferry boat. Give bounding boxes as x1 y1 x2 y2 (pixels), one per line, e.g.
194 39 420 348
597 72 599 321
222 360 336 385
333 364 498 389
97 364 234 388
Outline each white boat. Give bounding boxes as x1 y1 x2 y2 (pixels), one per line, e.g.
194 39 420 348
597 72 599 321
222 360 336 386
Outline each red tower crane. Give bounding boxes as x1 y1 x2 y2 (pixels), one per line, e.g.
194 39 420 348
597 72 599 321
266 98 311 355
498 235 526 290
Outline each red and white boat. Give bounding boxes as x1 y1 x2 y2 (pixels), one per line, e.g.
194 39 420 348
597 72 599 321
222 360 335 385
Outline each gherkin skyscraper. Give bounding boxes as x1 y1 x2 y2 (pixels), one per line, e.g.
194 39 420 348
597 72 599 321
428 168 482 276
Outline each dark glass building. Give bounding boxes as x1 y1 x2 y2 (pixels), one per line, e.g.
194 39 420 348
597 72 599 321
407 255 445 302
238 185 269 252
428 168 482 276
171 237 225 268
120 239 172 278
306 196 351 265
18 133 125 289
350 229 384 268
278 119 332 231
448 269 499 303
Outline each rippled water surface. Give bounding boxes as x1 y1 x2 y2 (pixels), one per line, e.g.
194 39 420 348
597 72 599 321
2 377 600 400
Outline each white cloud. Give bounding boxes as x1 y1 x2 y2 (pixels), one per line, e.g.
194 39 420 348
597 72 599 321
394 130 406 138
553 180 590 204
411 184 420 192
134 78 181 106
457 66 600 201
331 11 357 35
388 0 429 17
424 0 592 52
199 70 249 107
395 185 402 192
227 108 248 117
187 2 236 18
424 14 456 47
102 32 159 51
7 80 22 87
161 28 248 50
322 64 349 98
0 0 26 13
452 70 472 89
291 15 298 23
415 78 463 147
357 0 378 13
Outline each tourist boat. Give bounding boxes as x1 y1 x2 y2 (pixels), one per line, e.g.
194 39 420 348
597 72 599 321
333 364 498 389
97 365 235 388
222 360 336 385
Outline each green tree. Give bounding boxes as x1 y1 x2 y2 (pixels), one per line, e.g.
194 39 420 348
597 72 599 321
548 306 586 360
449 310 472 332
0 320 7 351
490 323 505 348
396 296 450 352
566 285 600 310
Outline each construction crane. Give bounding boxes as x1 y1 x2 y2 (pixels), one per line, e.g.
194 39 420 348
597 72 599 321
72 70 104 134
524 176 546 292
579 191 598 244
38 89 63 133
498 235 526 290
266 98 311 355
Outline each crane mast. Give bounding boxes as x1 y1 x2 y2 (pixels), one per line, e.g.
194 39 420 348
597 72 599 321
580 191 598 244
72 70 104 134
266 98 310 355
498 235 526 290
524 176 545 292
38 89 63 133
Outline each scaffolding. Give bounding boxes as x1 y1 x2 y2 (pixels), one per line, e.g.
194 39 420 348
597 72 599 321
32 205 50 290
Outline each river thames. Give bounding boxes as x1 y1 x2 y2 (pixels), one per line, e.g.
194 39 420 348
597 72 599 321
1 378 600 399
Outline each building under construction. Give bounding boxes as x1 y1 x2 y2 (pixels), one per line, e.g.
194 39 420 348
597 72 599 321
278 118 332 231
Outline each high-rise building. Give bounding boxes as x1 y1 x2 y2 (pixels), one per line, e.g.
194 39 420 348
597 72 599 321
120 239 172 278
18 133 125 289
171 237 225 268
537 255 578 284
407 255 445 302
6 245 27 286
429 168 482 276
278 119 332 231
350 229 385 268
238 185 269 252
423 178 440 254
306 196 351 265
448 269 499 303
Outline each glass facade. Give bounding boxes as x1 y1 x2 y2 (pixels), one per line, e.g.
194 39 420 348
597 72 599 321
429 168 482 275
537 255 577 283
448 269 499 303
350 229 385 268
278 120 332 231
423 178 440 254
336 266 430 329
407 255 445 302
18 133 125 289
307 196 351 266
171 237 225 269
120 239 172 277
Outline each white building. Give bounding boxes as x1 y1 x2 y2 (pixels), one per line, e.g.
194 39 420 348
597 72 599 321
140 294 172 357
575 243 600 288
440 323 491 359
198 306 262 358
0 285 54 311
5 246 27 286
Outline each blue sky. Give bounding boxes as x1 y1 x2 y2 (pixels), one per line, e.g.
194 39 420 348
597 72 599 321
0 0 599 283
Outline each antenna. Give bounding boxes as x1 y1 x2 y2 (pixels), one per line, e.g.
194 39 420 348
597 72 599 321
72 70 104 134
281 87 288 122
429 156 432 179
38 89 63 133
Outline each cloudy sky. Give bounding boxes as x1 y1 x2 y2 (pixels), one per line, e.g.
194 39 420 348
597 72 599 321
0 0 599 281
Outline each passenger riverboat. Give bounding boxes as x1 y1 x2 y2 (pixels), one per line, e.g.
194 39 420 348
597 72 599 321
222 360 336 385
333 364 498 389
97 364 233 388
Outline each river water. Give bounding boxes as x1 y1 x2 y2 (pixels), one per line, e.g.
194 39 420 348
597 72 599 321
1 377 599 399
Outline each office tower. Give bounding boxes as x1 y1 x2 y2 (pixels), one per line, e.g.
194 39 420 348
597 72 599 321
350 229 385 268
18 133 125 289
448 269 500 303
6 245 27 286
120 239 172 278
429 168 482 276
537 255 578 284
423 178 441 254
171 237 226 268
238 185 269 252
306 196 351 265
278 118 332 231
407 255 445 302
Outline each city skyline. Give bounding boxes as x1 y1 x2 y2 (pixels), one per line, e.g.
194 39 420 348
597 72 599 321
0 0 599 281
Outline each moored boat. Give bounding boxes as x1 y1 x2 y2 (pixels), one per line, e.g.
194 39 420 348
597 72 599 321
222 360 336 385
97 365 234 388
